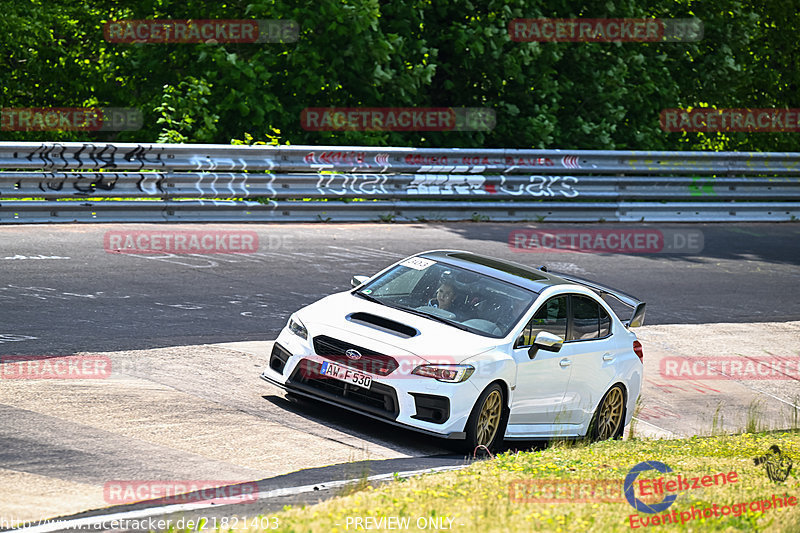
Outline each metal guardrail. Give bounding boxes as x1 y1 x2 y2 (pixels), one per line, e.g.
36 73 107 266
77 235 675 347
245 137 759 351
1 142 799 222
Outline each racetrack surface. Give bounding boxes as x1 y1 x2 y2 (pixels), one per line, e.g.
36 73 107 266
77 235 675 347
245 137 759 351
1 223 799 356
1 222 799 529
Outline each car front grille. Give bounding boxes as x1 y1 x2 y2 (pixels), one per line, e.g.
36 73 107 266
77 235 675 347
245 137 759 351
289 359 400 419
312 335 399 376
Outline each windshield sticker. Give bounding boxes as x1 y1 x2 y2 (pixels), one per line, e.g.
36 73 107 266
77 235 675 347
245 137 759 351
400 257 436 270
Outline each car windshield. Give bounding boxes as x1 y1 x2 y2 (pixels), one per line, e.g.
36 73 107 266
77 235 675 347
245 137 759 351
357 257 536 338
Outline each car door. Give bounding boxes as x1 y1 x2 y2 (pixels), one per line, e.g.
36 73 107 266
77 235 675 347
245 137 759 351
559 294 619 427
507 295 578 435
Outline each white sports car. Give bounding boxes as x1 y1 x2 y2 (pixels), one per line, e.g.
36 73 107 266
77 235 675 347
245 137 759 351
260 250 645 452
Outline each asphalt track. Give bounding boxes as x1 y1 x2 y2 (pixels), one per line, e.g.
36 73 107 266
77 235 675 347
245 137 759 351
1 223 799 356
1 222 800 530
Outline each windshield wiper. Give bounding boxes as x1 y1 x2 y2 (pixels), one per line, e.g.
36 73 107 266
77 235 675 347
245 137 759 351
399 307 473 332
353 290 385 305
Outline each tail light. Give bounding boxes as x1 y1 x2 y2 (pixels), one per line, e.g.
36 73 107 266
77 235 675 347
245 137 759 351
633 340 644 363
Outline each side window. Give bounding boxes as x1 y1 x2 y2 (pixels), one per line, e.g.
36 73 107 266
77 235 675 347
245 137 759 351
570 295 600 341
520 295 567 345
599 305 611 337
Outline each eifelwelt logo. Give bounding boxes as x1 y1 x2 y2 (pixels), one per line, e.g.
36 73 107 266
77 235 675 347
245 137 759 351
624 461 740 514
625 462 678 514
1 356 111 379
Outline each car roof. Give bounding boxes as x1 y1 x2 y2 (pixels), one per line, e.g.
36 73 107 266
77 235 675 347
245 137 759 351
417 250 576 294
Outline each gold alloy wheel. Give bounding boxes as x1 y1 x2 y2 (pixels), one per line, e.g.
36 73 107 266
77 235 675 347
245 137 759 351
597 387 624 440
476 389 503 447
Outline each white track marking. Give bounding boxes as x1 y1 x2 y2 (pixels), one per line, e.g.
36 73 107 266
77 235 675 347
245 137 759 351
11 465 468 533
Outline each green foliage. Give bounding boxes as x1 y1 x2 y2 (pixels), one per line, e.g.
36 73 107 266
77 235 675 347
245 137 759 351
1 0 798 151
155 77 218 143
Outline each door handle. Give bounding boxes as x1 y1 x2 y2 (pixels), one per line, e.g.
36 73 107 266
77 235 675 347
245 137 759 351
559 358 571 368
602 353 614 361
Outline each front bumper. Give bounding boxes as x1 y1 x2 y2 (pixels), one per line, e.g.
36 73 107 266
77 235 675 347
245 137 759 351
260 371 466 440
261 332 476 440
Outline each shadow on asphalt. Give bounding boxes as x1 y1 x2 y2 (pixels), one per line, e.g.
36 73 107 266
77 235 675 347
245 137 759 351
262 393 556 458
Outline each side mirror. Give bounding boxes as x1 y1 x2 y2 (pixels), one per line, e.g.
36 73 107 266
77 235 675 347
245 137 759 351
351 275 370 288
527 331 563 358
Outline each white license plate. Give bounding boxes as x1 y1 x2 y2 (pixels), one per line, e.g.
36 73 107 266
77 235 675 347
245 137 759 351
319 361 372 390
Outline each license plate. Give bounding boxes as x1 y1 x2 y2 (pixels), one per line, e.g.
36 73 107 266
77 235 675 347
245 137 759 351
319 361 372 390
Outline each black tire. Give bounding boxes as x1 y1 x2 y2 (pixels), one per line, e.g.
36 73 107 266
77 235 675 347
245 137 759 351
587 385 626 442
462 383 508 454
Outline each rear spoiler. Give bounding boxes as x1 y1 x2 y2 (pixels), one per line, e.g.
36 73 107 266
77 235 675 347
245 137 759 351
548 271 646 328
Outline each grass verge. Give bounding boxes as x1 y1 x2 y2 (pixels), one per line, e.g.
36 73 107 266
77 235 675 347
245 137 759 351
239 431 800 533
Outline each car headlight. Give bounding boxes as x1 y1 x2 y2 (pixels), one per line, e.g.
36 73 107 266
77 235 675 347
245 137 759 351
411 364 475 383
287 316 308 340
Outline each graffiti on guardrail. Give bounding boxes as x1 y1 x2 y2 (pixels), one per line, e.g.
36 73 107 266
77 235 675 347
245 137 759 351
17 143 170 170
407 175 485 195
315 174 389 195
188 155 274 171
31 172 168 195
298 152 580 172
491 176 579 197
306 174 582 197
402 155 572 169
304 150 370 168
37 173 117 193
1 142 799 223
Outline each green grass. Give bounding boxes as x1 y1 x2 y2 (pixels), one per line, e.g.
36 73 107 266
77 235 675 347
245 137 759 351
227 432 800 533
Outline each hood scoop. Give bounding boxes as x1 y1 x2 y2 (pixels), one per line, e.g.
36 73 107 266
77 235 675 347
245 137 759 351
347 312 419 338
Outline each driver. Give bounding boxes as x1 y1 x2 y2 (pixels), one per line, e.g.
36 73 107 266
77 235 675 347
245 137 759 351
434 279 459 312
